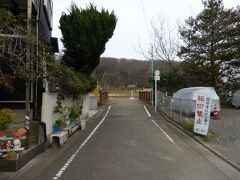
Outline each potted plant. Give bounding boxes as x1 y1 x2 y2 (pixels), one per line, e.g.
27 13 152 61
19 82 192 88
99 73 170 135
53 124 61 134
2 151 18 160
68 108 80 123
0 108 16 137
53 119 66 133
53 101 68 128
12 128 26 138
53 101 64 115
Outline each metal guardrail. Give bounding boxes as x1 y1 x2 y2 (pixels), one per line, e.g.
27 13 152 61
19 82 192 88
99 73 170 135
139 90 195 125
157 91 196 125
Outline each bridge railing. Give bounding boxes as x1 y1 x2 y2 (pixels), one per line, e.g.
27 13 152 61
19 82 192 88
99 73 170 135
139 90 152 104
100 91 108 104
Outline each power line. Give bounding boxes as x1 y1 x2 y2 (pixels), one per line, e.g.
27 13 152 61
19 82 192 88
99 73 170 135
140 0 154 107
140 0 150 36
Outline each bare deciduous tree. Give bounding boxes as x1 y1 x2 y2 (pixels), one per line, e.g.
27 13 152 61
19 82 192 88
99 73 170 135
0 9 53 89
138 19 180 69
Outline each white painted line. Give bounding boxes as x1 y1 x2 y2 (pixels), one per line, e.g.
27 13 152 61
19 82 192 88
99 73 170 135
151 120 182 152
52 106 112 180
152 120 174 143
144 106 151 117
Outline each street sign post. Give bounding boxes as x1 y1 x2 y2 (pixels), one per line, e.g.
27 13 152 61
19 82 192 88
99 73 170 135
154 76 160 81
154 70 160 112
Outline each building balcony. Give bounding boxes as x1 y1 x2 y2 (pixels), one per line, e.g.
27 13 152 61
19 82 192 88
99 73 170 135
0 0 39 14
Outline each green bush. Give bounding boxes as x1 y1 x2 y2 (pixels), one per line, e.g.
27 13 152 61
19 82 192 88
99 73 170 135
55 119 62 127
60 3 117 75
69 107 81 122
0 108 16 130
182 120 194 132
54 119 66 129
50 64 97 97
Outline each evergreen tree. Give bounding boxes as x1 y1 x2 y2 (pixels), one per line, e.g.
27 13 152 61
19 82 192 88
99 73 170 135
179 0 240 90
158 68 185 96
60 3 117 75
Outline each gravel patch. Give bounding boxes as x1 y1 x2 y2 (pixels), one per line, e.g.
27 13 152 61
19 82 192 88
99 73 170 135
208 108 240 166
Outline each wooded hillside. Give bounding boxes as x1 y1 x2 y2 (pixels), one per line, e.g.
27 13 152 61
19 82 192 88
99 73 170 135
94 57 170 88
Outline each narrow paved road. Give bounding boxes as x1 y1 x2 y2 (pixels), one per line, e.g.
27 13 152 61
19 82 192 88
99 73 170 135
7 98 240 180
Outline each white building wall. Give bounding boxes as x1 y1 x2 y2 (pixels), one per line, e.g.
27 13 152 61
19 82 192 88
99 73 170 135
41 92 90 136
82 94 89 117
89 96 98 110
41 92 57 136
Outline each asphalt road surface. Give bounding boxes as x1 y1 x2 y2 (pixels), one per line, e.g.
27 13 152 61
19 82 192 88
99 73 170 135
8 98 240 180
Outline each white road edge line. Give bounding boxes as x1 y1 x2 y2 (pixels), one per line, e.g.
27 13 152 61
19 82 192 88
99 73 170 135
151 119 182 151
151 120 174 143
144 106 151 117
52 106 112 180
151 119 183 152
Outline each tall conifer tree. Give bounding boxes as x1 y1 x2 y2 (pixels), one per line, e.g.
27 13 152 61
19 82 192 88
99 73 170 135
179 0 240 90
60 4 117 75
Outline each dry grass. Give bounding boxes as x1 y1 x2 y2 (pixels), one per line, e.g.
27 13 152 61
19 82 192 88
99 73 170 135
203 129 219 142
108 87 145 97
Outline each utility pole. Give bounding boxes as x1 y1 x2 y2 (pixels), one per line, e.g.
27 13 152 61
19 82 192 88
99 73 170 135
25 0 32 150
151 45 154 106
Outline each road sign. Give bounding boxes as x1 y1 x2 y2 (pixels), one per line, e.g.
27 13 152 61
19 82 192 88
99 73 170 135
155 70 160 76
154 75 160 81
194 92 212 135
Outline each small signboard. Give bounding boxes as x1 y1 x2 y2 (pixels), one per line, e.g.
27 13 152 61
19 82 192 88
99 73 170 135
154 75 160 81
155 70 160 76
194 93 212 135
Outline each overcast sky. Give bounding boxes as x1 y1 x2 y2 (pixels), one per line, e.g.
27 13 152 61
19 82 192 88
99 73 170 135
52 0 239 60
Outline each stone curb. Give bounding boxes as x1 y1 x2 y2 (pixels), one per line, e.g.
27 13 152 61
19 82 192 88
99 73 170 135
158 110 240 173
